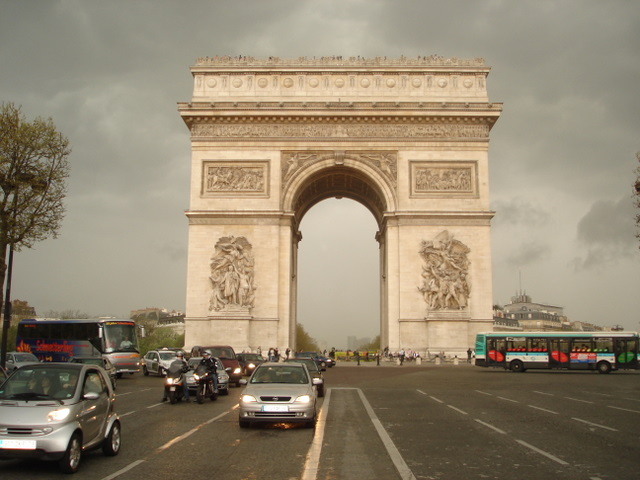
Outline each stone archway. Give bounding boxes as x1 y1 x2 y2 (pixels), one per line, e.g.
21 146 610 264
178 56 501 356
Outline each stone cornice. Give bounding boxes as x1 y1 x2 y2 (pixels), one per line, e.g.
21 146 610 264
194 55 487 69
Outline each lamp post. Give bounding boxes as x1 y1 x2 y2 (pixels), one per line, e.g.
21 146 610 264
0 173 48 369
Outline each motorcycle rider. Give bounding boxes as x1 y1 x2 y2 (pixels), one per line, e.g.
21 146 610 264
198 350 218 393
161 351 191 402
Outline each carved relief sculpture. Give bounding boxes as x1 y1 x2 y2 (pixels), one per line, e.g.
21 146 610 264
209 236 256 312
418 231 471 311
202 162 268 196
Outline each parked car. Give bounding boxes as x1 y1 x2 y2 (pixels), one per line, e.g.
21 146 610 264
236 353 265 376
5 352 40 372
294 351 327 371
185 357 229 395
141 349 179 377
238 362 321 428
69 356 117 390
284 357 324 397
0 362 121 473
319 353 335 368
190 345 242 386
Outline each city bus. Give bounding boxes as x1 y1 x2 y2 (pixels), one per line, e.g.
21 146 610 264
15 318 144 375
475 331 639 374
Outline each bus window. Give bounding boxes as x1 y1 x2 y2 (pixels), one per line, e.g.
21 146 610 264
527 337 547 352
507 338 526 352
594 337 613 353
570 338 592 353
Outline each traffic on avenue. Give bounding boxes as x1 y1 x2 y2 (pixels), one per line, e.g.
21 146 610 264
1 363 639 480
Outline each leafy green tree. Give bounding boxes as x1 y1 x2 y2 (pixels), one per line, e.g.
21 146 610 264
0 102 71 366
296 323 321 352
357 335 380 352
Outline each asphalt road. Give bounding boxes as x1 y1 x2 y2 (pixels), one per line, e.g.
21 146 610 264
2 362 639 480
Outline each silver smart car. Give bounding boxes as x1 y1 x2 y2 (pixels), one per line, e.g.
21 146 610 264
0 363 121 473
238 362 321 428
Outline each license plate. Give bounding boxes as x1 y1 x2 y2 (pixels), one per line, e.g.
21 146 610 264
262 405 288 412
170 386 176 391
0 439 37 450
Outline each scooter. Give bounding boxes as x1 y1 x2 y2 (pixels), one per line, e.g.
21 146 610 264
193 365 218 404
164 364 187 404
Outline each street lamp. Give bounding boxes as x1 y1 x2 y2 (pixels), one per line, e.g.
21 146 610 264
0 173 48 369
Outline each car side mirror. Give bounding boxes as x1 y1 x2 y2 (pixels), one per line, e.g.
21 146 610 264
312 378 322 385
239 378 248 385
225 367 231 372
83 392 100 400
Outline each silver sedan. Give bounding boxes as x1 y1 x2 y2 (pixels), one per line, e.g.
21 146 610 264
238 362 321 428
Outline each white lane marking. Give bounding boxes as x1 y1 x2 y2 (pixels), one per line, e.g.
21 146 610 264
533 390 554 396
571 417 618 432
429 395 444 404
447 405 468 415
156 408 234 452
301 389 331 480
475 390 492 395
515 439 569 466
100 460 146 480
564 397 593 404
474 419 506 434
118 411 136 418
356 388 417 480
416 389 427 395
496 396 518 403
528 405 559 415
608 405 640 414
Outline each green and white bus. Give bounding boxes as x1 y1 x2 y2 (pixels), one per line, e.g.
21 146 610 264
474 331 639 374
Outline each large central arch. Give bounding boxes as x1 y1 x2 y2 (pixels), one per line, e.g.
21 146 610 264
178 56 501 355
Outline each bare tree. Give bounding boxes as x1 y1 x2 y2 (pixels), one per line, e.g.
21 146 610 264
0 102 71 366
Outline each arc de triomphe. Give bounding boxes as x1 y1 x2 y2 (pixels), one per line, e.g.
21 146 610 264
178 56 501 355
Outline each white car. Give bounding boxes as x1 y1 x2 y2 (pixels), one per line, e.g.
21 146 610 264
0 363 121 473
238 362 321 428
5 352 40 372
141 349 182 376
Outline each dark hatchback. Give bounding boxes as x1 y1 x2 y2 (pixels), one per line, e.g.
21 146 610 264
236 353 265 376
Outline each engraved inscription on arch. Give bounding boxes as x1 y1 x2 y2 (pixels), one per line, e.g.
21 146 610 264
202 161 269 197
410 161 477 197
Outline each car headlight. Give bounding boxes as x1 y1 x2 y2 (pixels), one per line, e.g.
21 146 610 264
240 394 257 403
193 374 201 381
248 363 255 368
48 408 71 422
166 377 176 385
294 395 312 404
233 367 241 375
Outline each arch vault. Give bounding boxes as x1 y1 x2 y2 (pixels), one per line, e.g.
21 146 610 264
178 56 502 355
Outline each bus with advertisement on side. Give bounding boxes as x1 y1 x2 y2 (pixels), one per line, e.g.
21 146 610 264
15 318 145 376
475 331 640 374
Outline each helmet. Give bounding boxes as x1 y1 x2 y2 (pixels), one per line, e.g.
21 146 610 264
176 351 184 358
202 350 211 357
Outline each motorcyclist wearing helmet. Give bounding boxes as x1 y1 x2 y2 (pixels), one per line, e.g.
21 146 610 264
198 350 218 393
161 351 191 402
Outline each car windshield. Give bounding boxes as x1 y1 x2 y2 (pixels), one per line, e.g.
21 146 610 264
242 354 263 361
251 366 308 384
210 348 234 359
285 359 318 372
13 353 38 362
0 366 80 401
159 352 177 361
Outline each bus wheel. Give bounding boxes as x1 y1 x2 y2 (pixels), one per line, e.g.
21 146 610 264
597 361 612 374
510 360 525 373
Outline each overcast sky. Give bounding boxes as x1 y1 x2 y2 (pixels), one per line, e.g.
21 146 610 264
1 1 639 349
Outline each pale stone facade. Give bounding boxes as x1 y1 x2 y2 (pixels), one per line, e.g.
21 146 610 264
178 56 501 355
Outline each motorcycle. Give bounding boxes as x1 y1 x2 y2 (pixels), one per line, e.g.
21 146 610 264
193 364 218 404
164 363 187 404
